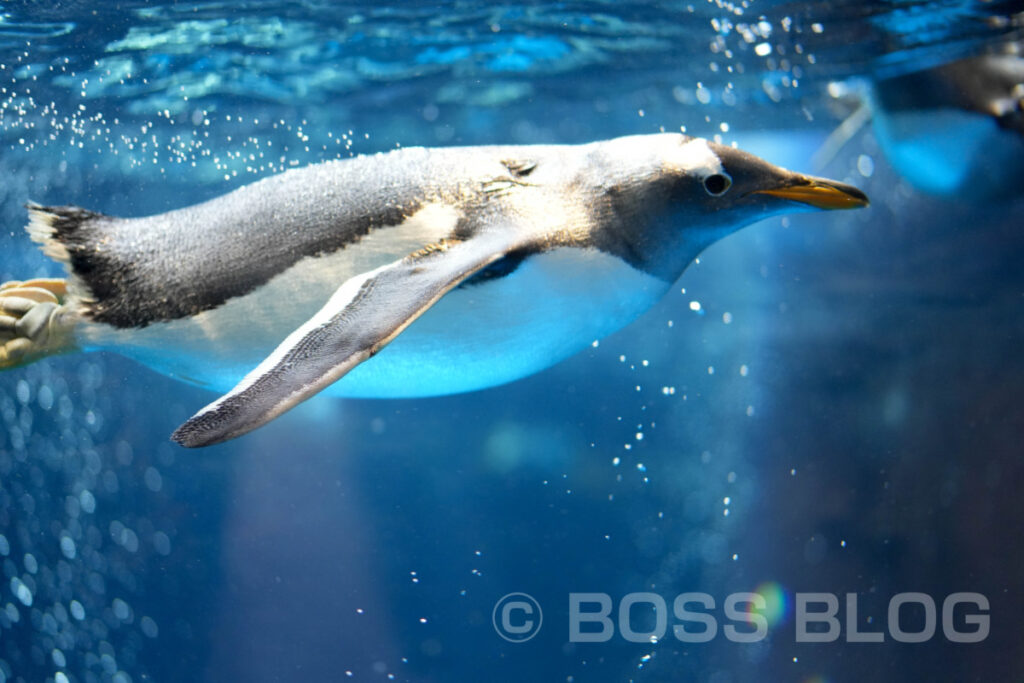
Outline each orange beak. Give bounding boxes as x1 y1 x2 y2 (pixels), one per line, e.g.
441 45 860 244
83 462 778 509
752 177 869 210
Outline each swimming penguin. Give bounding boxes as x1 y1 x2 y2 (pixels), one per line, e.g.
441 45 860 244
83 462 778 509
0 133 868 447
869 53 1024 198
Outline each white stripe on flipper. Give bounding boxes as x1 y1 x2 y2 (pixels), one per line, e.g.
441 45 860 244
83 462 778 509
189 262 390 419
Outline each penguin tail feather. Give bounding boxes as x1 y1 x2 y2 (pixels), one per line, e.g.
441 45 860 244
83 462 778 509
24 202 112 315
26 202 108 264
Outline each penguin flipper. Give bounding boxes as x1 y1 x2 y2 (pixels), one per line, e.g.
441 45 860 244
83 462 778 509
171 232 527 448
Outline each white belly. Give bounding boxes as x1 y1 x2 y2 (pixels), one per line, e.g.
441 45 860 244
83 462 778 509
80 247 666 398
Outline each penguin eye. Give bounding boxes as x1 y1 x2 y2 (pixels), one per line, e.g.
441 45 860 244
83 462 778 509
703 173 732 196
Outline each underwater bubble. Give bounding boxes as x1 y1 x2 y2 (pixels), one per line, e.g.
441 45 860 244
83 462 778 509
143 467 162 492
0 536 8 556
139 615 158 638
52 602 68 624
152 531 171 556
4 603 19 623
8 426 24 451
57 394 73 419
99 654 117 675
15 380 30 404
37 385 54 410
10 577 32 606
111 598 131 621
857 154 874 177
114 441 133 466
78 489 96 514
64 495 80 518
69 600 85 621
119 528 139 553
42 612 59 635
83 452 102 476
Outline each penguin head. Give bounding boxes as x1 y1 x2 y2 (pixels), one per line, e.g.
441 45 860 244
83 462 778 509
692 139 869 219
596 133 868 280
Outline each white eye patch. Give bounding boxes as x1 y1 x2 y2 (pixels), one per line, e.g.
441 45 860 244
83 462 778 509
675 138 725 177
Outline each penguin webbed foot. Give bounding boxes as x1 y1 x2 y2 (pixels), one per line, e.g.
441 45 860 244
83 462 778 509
0 278 74 369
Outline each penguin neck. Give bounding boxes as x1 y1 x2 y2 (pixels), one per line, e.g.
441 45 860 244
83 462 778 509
599 202 753 283
650 218 744 281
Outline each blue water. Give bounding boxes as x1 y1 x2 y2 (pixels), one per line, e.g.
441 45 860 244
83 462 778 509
0 2 1022 682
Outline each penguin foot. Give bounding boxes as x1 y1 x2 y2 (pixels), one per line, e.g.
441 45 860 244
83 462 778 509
0 278 76 369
